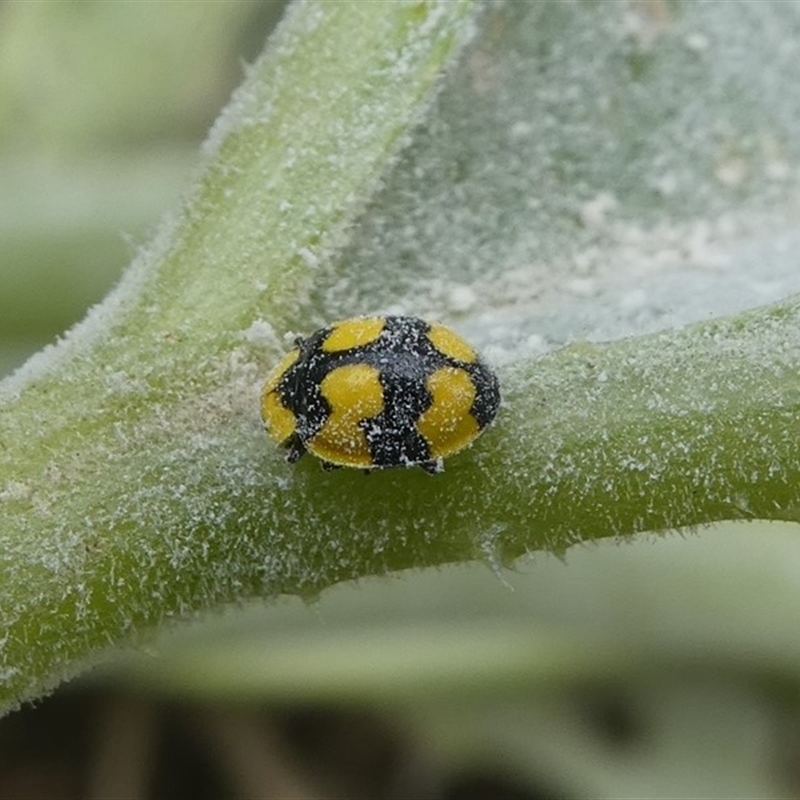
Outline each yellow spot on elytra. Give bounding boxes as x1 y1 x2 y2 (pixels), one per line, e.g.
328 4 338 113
263 349 299 394
323 317 385 352
309 364 384 467
428 324 476 363
416 367 479 459
261 392 296 444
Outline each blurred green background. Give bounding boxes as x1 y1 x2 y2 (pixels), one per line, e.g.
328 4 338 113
0 1 284 377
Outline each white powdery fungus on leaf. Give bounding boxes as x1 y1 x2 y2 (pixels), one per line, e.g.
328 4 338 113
311 2 800 361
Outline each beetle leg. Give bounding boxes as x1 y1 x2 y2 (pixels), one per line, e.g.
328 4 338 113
419 459 443 475
284 433 306 463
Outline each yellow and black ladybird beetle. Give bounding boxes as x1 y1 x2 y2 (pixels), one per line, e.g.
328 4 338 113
261 315 500 473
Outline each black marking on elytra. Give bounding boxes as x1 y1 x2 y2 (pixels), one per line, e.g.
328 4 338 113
360 352 433 467
274 316 500 468
275 331 331 444
464 361 501 429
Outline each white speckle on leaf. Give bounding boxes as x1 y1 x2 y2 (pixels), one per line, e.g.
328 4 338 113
765 160 791 182
0 481 31 502
652 172 679 197
509 120 534 141
715 157 749 188
447 285 477 313
297 247 319 268
684 32 710 52
567 279 597 299
243 319 278 348
619 289 647 314
580 193 617 229
621 4 669 50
